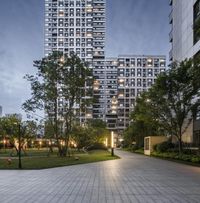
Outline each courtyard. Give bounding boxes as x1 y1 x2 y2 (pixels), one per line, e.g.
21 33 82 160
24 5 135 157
0 150 200 203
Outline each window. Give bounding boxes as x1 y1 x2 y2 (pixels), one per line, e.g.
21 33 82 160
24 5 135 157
145 138 150 150
137 58 141 66
194 50 200 65
194 0 200 44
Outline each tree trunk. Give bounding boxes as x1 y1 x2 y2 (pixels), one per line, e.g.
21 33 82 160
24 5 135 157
64 112 72 157
54 99 62 157
49 145 53 153
65 134 70 157
14 146 19 156
178 139 183 154
178 128 183 155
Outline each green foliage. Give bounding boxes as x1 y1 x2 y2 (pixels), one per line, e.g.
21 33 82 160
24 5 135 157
71 125 91 149
22 51 93 156
87 119 109 143
86 143 107 151
122 125 136 148
0 116 39 153
127 58 200 154
0 116 20 137
71 120 109 149
123 93 162 148
152 151 200 164
155 141 175 153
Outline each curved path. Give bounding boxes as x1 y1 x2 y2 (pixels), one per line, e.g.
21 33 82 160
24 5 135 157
0 150 200 203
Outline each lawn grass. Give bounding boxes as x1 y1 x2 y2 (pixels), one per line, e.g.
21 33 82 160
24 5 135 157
0 150 119 169
0 148 59 157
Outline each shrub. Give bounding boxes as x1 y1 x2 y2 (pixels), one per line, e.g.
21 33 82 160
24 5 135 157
153 151 200 164
132 145 139 151
191 156 200 163
153 144 158 151
86 143 107 151
156 141 174 153
180 154 191 162
134 148 144 154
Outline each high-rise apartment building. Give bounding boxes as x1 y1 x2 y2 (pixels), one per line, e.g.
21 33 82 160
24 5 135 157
45 0 106 63
169 0 200 62
45 0 106 123
44 0 166 135
116 55 166 132
169 0 200 144
93 58 118 120
93 56 166 133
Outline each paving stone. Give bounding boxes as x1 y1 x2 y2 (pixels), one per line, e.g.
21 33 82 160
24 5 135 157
0 150 200 203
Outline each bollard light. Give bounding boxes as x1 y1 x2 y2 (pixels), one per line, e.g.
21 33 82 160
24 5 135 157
111 131 114 156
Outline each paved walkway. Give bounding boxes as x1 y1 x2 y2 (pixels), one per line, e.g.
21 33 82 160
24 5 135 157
0 150 200 203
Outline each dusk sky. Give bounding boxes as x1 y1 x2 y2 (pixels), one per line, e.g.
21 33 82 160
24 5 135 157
0 0 170 117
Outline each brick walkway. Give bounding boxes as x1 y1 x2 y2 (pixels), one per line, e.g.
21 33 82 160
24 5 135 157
0 150 200 203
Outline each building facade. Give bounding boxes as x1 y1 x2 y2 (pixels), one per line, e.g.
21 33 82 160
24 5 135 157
169 0 200 61
45 0 106 123
44 0 166 134
93 56 166 133
45 0 106 63
169 0 200 144
116 55 166 132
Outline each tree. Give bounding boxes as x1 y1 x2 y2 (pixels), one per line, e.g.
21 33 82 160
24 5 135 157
86 119 109 143
23 51 92 156
23 51 63 154
22 120 38 148
124 93 161 148
61 52 93 155
0 116 38 155
71 120 109 150
146 59 200 153
71 125 91 150
122 125 135 148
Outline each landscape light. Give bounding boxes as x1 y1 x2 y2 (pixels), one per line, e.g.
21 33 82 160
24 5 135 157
105 138 108 147
111 131 114 156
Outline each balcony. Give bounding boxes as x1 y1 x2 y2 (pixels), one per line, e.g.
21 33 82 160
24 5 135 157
169 9 173 24
169 48 173 61
169 29 173 42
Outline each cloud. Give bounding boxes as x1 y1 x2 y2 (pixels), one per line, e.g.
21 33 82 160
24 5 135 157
0 50 6 56
106 0 170 58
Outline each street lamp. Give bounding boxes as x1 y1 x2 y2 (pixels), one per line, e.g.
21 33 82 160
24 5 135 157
14 122 22 169
111 131 114 156
105 138 108 147
32 140 34 148
3 139 6 152
39 141 42 149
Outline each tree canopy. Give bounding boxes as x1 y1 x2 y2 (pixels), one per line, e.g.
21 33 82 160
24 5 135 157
22 51 93 156
126 58 200 153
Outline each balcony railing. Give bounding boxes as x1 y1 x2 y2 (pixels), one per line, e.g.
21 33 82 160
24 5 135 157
169 49 173 61
169 29 173 42
169 9 173 24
